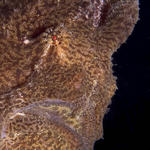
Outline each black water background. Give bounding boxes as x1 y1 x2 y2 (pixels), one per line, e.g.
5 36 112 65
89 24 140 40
94 1 150 149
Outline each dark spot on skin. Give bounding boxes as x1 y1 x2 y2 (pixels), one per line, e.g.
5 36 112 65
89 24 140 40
30 26 47 39
99 2 111 26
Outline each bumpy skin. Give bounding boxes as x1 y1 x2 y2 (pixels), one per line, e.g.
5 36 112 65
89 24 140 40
0 0 139 150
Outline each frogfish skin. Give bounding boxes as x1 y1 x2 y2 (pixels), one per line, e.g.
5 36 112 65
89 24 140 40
0 0 139 149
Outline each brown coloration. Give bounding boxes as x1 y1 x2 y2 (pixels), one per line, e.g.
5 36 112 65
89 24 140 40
0 0 139 149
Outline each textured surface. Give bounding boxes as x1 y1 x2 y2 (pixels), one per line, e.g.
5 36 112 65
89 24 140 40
0 0 139 149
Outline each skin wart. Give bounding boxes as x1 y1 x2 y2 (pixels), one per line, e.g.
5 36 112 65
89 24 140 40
0 0 139 150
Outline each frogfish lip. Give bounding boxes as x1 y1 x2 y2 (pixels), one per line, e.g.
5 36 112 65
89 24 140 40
0 99 88 150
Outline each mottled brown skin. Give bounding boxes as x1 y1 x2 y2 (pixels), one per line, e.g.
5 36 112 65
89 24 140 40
0 0 139 150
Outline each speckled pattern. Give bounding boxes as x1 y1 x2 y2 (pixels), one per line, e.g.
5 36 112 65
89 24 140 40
0 0 138 149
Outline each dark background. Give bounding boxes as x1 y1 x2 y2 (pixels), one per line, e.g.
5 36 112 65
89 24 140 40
94 1 150 150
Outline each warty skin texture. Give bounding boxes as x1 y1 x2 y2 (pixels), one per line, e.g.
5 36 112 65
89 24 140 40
0 0 139 149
